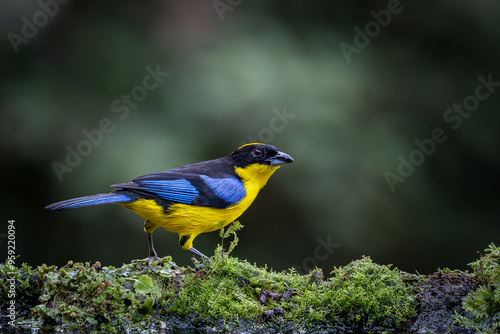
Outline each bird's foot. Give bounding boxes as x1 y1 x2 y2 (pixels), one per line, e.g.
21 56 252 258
146 255 161 265
190 247 211 263
191 258 206 271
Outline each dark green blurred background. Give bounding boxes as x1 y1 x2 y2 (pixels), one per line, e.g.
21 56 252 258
2 1 499 275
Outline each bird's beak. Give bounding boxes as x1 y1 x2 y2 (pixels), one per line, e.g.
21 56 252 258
266 151 294 166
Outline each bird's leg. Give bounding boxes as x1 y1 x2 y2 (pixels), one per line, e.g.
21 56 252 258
146 232 160 263
190 247 211 262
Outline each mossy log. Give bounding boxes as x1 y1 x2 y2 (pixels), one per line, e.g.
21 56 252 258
1 244 499 333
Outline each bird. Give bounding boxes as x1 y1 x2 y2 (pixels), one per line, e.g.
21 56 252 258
46 143 294 262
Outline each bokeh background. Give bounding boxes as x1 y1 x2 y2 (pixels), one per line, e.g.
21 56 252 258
2 0 499 275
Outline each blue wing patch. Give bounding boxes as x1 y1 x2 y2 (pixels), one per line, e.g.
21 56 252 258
200 175 246 204
137 179 199 204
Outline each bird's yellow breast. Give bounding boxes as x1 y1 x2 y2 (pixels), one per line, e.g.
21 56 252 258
121 163 280 247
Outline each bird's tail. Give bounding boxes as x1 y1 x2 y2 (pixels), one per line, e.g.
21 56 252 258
46 193 133 211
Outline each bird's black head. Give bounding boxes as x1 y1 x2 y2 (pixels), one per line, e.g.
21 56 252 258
230 143 294 168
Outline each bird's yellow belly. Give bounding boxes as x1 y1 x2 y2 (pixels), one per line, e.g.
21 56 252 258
162 199 252 234
121 184 259 235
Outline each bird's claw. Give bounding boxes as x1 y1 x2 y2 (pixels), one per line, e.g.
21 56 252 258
146 255 161 265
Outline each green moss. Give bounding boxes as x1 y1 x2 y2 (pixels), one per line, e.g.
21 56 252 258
326 257 417 327
0 257 183 331
453 243 500 333
0 250 418 332
159 248 417 331
10 224 499 332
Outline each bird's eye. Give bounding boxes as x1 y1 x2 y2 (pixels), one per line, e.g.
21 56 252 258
253 149 262 157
